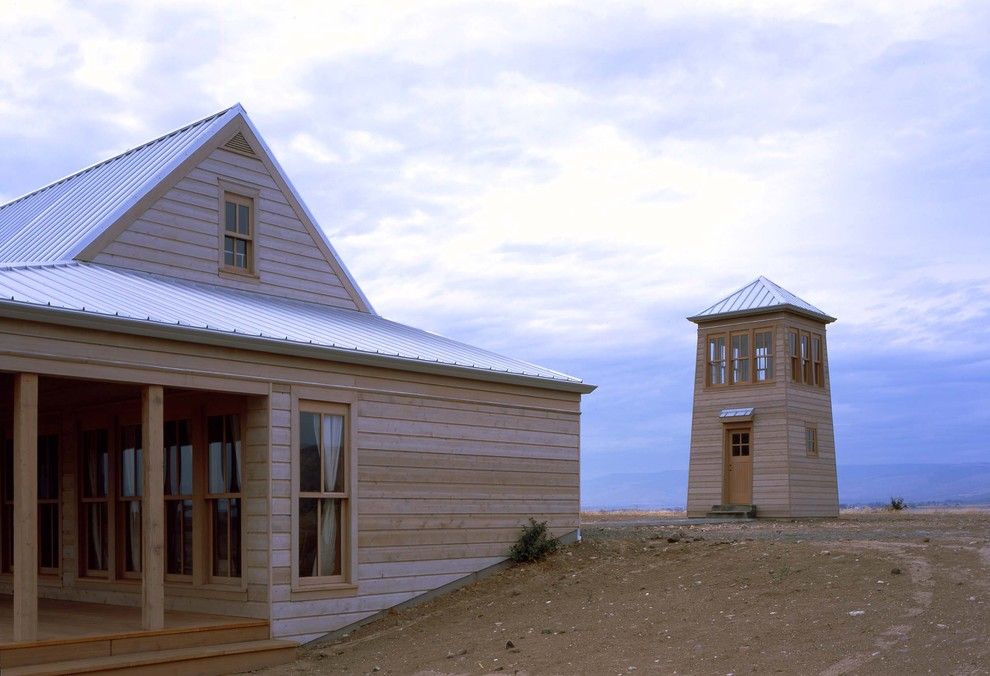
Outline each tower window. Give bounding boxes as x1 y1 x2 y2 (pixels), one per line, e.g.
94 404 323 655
706 328 773 387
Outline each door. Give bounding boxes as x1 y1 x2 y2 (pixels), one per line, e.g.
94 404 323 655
725 427 752 504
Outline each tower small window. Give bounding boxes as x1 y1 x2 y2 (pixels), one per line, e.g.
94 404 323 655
805 426 818 456
222 194 254 272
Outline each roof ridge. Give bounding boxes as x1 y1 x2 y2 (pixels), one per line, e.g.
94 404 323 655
756 275 790 305
0 105 238 212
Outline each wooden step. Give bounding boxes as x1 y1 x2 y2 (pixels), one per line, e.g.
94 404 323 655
0 620 270 668
707 504 757 518
3 638 297 676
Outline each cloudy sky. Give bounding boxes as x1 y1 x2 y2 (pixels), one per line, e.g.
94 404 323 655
2 1 988 481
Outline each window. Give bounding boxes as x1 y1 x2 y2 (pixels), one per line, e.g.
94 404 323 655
297 404 350 584
221 191 256 273
707 328 774 386
0 440 10 572
754 330 773 381
118 425 142 576
81 429 110 576
731 333 750 383
37 434 60 573
707 336 726 385
729 430 751 457
806 426 818 457
812 336 824 385
789 329 825 387
788 331 799 382
207 415 242 580
164 420 194 577
0 434 60 574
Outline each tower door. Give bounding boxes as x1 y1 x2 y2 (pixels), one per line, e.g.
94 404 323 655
725 428 752 504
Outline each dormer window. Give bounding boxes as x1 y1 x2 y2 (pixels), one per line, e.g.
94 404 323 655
218 181 259 277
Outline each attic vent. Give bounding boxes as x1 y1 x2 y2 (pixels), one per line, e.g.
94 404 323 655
223 132 257 157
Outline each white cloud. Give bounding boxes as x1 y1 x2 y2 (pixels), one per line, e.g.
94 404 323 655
2 0 989 469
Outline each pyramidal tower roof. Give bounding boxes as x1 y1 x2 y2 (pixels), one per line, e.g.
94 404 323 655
688 276 835 324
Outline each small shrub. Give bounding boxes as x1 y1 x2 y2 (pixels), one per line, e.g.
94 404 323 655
888 496 907 511
509 518 560 563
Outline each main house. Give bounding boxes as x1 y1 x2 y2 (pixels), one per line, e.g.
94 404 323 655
0 105 594 673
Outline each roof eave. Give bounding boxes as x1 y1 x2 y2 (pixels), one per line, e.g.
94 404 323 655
687 304 837 325
0 301 596 395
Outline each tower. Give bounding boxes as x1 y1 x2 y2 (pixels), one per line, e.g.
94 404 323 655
686 277 838 518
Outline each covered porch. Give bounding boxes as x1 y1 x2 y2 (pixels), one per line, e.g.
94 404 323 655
0 371 272 648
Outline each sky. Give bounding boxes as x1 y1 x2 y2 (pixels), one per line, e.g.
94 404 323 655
1 0 988 481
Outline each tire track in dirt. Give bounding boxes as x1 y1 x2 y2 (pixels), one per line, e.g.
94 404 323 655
819 540 932 676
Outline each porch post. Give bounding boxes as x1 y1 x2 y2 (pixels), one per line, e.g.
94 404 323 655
142 385 165 630
13 373 38 642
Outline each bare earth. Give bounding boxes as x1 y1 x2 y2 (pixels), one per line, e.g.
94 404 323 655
255 509 990 675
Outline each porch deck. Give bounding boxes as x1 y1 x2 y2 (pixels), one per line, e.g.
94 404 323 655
0 595 255 644
0 596 294 674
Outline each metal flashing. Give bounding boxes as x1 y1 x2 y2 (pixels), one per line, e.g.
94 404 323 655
719 407 754 418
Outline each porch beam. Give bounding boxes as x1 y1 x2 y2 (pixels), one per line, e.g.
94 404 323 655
142 385 165 630
13 373 38 642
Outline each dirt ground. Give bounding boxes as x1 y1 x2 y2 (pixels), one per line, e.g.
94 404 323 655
255 509 990 675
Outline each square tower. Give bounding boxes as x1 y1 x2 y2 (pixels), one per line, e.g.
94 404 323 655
686 277 838 518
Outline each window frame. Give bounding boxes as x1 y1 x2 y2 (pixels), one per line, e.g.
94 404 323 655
163 417 196 582
116 423 143 580
205 413 244 585
291 392 358 594
79 422 113 579
0 427 61 576
218 180 260 278
705 327 775 387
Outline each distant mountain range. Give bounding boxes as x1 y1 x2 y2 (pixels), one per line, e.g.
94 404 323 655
581 463 990 510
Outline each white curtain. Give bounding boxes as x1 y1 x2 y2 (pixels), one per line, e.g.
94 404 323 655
86 449 104 570
322 415 343 493
319 499 339 577
228 415 242 493
313 414 344 577
209 441 223 494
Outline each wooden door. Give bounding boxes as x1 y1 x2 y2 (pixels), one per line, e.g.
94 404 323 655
725 428 752 504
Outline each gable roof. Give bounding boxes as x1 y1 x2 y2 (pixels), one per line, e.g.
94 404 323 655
0 262 593 393
0 104 374 313
0 109 594 393
0 108 236 264
688 276 835 324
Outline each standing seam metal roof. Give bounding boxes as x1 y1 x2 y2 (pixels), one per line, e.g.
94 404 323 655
0 107 238 264
689 276 834 323
0 262 587 387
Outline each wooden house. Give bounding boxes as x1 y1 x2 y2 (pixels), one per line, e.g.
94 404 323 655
686 277 838 518
0 105 594 673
